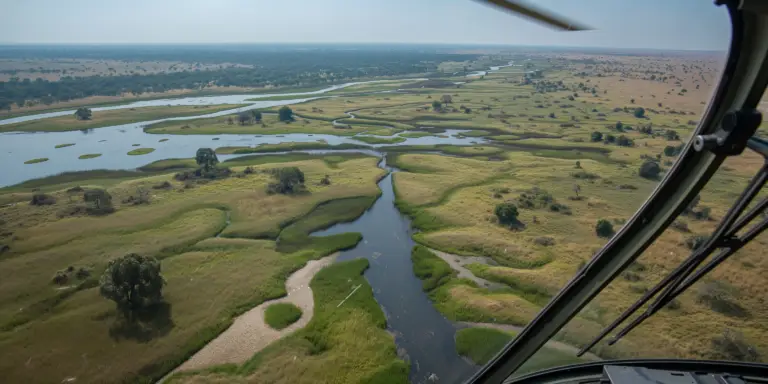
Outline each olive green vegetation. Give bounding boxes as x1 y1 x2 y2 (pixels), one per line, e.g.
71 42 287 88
169 259 408 384
399 131 435 138
159 138 170 142
353 136 407 145
144 113 370 136
127 147 156 156
78 153 102 159
0 104 248 133
215 142 367 155
274 196 377 253
455 327 585 373
264 303 303 330
0 155 387 383
411 245 457 291
23 158 49 164
245 94 330 102
55 143 76 148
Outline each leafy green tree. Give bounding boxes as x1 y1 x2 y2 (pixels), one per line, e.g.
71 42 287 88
0 99 11 113
441 94 452 104
99 253 165 319
604 134 616 144
494 202 519 225
634 107 646 118
251 110 262 122
639 160 661 179
195 148 219 171
615 121 623 131
665 129 680 141
267 167 305 194
595 219 614 238
432 101 442 111
74 107 92 120
278 106 293 122
591 131 603 142
617 135 634 147
237 112 251 125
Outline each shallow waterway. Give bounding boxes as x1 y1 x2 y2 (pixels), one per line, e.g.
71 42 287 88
313 157 476 384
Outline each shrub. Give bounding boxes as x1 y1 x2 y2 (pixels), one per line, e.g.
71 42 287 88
671 220 690 232
267 167 306 194
572 171 600 180
264 303 303 330
533 237 555 246
243 166 254 174
617 135 634 147
638 160 661 179
549 202 572 215
494 202 519 225
152 181 172 190
52 271 69 285
685 235 708 251
711 329 760 362
696 281 749 318
320 174 331 185
30 193 56 206
665 129 680 140
595 219 614 238
622 271 642 282
83 189 114 215
278 106 294 121
633 107 645 118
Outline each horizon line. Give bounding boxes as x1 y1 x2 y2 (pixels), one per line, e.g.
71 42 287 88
0 42 727 53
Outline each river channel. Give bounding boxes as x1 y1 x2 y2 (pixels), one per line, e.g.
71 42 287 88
313 156 476 384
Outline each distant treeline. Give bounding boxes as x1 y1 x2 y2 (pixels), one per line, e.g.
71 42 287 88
0 46 479 109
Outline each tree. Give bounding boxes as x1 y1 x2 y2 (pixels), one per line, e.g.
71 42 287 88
267 167 305 194
494 202 519 226
664 145 680 157
237 112 251 125
441 94 452 104
83 189 114 214
573 184 581 197
615 121 623 131
278 106 293 122
634 107 646 118
639 160 661 179
251 110 262 122
595 219 614 238
591 131 603 142
617 135 634 147
0 99 12 113
604 134 616 144
432 101 442 111
74 107 92 120
575 161 581 169
99 253 165 319
195 148 219 171
665 129 680 141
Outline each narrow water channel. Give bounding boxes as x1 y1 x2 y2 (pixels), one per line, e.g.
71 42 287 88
312 156 475 384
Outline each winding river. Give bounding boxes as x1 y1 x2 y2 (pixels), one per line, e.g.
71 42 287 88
313 157 476 384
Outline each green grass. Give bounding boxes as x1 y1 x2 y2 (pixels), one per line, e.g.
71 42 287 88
78 153 102 159
172 259 408 384
275 196 377 253
54 143 75 148
264 303 303 330
0 104 248 133
215 142 367 154
411 245 457 291
127 147 156 156
137 158 197 172
0 169 147 193
353 136 407 145
455 328 585 374
23 158 49 164
159 138 169 142
399 131 434 138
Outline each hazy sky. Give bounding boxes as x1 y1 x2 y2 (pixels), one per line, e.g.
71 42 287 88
1 0 730 50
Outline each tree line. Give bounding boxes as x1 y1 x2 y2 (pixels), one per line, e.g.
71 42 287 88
0 49 478 110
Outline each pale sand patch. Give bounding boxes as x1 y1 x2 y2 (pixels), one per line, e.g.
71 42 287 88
173 253 338 373
427 247 506 290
